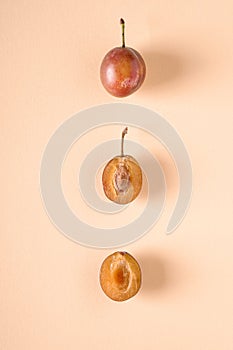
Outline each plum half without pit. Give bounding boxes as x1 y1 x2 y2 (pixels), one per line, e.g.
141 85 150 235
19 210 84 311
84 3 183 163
100 19 146 97
99 251 142 302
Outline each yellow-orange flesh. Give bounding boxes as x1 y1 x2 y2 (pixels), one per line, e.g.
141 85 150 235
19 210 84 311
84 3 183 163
99 252 141 302
102 155 142 204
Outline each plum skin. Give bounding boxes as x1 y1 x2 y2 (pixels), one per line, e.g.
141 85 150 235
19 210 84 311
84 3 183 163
100 47 146 97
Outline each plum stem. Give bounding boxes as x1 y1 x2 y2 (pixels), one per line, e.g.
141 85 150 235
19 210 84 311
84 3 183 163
121 127 128 156
120 18 125 48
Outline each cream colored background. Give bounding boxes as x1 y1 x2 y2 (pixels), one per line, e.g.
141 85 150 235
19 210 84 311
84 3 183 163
1 0 233 349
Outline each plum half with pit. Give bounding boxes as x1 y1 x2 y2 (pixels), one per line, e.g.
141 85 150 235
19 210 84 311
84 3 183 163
102 127 142 204
100 19 146 97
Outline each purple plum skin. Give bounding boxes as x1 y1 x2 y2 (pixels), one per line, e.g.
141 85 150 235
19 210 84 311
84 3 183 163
100 47 146 97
